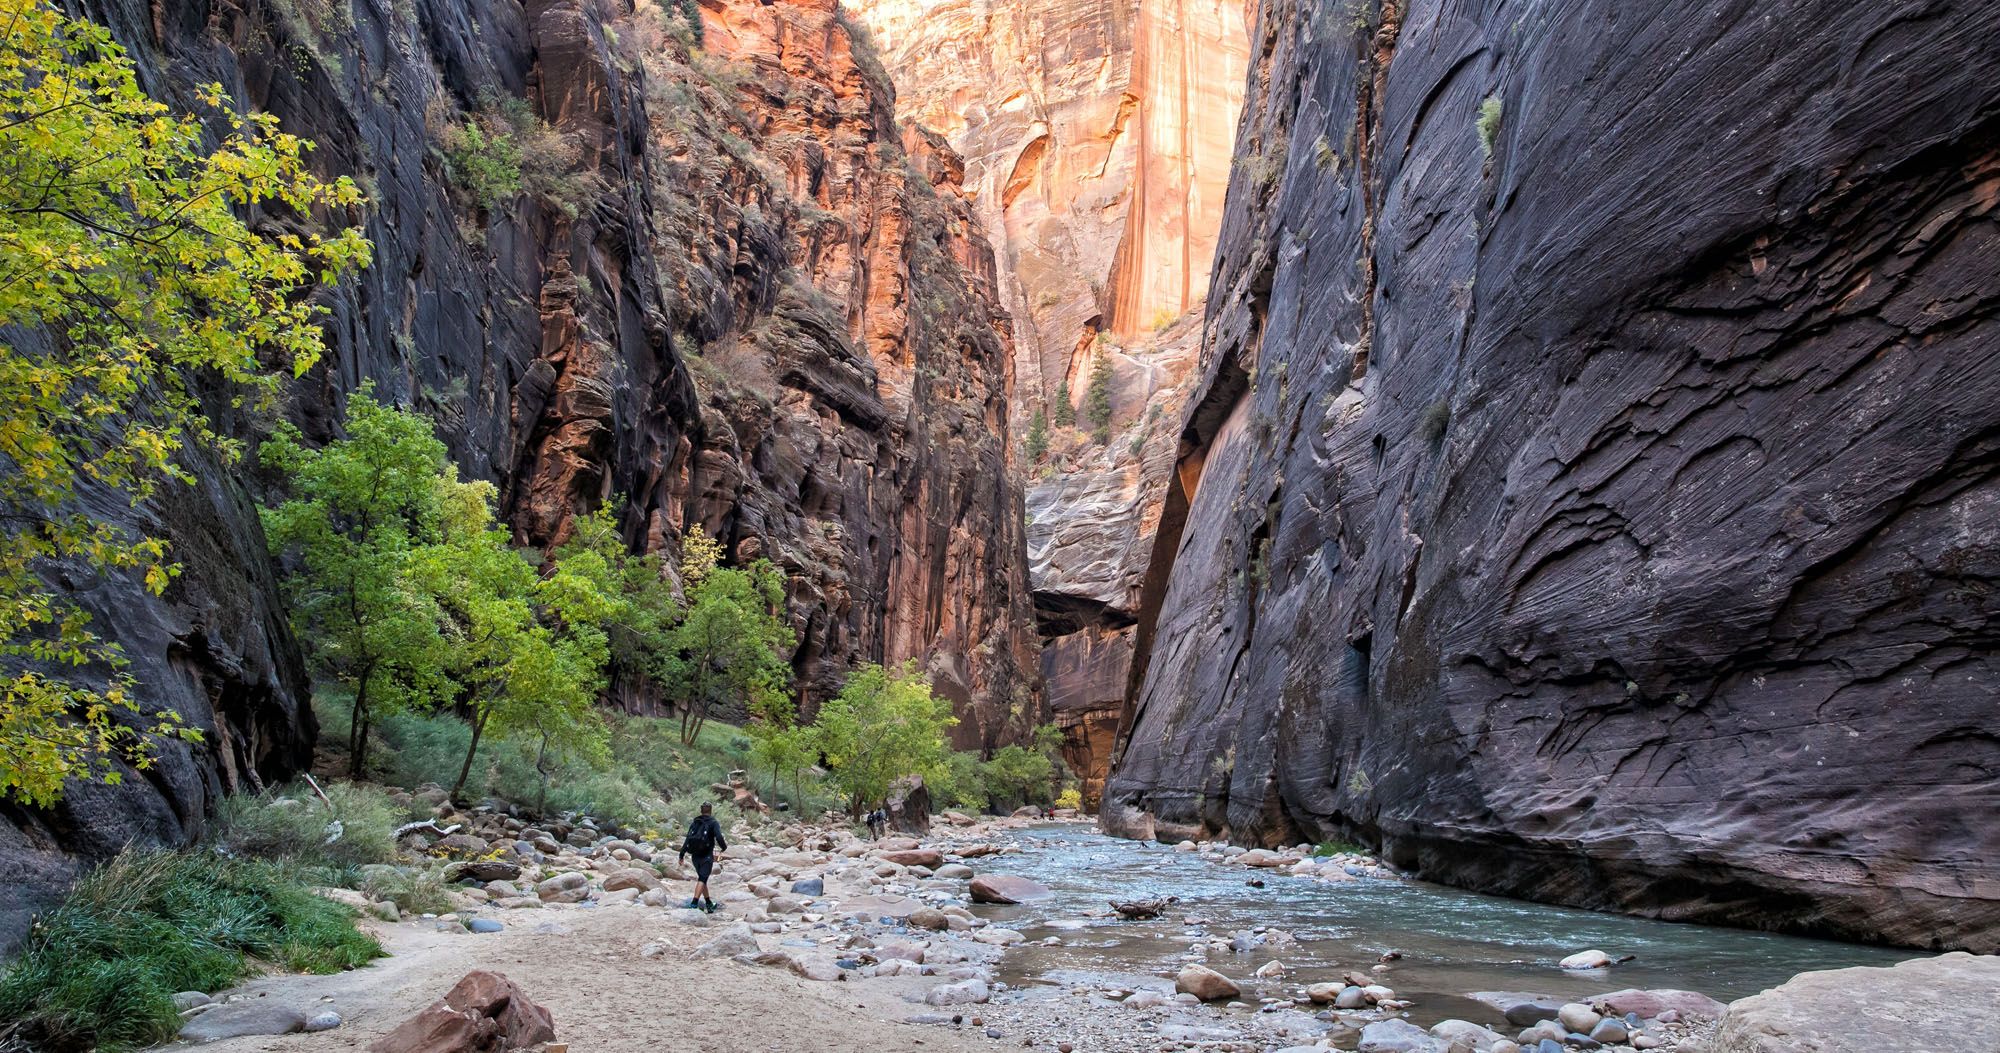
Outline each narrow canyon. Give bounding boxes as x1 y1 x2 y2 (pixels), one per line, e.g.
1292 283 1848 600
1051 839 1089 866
3 0 1998 985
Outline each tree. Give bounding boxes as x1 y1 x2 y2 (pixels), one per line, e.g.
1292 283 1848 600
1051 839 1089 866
259 386 463 778
979 744 1054 811
661 526 792 746
552 507 680 698
0 2 368 805
1085 354 1115 444
811 661 955 814
407 488 610 801
1024 407 1048 464
745 689 815 809
1052 380 1075 428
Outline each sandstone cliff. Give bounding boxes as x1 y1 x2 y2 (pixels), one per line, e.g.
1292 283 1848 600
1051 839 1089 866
3 0 1037 941
1104 0 2000 953
846 0 1246 799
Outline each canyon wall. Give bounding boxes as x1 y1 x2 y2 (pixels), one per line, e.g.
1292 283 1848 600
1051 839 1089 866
2 0 1037 942
1103 0 2000 952
846 0 1245 799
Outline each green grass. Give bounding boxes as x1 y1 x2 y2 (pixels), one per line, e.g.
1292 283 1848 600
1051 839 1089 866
0 851 381 1053
211 779 413 873
360 865 460 916
1313 838 1367 857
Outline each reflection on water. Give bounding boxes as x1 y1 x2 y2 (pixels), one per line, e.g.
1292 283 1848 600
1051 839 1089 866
972 824 1905 1028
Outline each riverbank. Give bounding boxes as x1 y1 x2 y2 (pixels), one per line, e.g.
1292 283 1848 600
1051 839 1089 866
160 808 1953 1053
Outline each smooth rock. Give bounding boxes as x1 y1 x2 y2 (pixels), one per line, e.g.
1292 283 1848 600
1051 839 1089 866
967 874 1052 904
1596 988 1728 1021
924 979 992 1006
1558 950 1612 970
303 1011 343 1033
1709 951 2000 1053
1358 1017 1447 1053
1471 992 1565 1026
180 1004 307 1042
694 923 760 959
1174 963 1240 1001
1556 1003 1601 1034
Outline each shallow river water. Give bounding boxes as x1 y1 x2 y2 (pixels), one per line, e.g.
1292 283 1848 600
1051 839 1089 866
970 824 1905 1029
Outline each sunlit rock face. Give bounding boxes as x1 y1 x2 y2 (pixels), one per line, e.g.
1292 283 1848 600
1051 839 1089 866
1106 0 2000 952
847 0 1248 800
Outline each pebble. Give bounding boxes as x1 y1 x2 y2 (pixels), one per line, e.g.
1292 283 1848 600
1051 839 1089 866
302 1011 343 1032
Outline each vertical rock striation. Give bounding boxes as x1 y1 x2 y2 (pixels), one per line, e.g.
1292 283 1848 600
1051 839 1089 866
4 0 1037 941
847 0 1247 798
1106 0 2000 952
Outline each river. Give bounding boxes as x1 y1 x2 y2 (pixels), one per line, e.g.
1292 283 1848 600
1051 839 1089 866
968 824 1906 1030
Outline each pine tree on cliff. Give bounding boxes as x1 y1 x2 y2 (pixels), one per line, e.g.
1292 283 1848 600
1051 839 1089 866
1025 408 1049 463
1053 380 1075 428
1086 355 1115 444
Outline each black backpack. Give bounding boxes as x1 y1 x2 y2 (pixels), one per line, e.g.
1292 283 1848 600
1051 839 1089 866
684 817 716 856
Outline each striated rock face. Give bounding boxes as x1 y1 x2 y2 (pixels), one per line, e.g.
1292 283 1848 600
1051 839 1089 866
1106 0 2000 951
847 0 1247 798
4 0 1036 941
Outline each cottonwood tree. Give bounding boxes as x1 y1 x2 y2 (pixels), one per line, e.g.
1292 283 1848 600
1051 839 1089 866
812 661 955 814
662 526 792 746
0 3 368 804
258 387 462 777
551 507 680 701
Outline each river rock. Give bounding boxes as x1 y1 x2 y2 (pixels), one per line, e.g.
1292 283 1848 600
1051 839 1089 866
1587 1018 1628 1044
601 868 661 893
935 863 974 879
466 918 503 933
694 922 760 959
1559 950 1612 970
173 991 212 1012
1335 986 1368 1009
1175 964 1240 1001
972 927 1025 946
1557 1003 1601 1033
1430 1019 1508 1052
180 1004 308 1042
879 849 943 868
1358 1018 1447 1053
1123 990 1172 1009
1596 988 1727 1020
303 1011 343 1033
1470 992 1565 1026
435 834 491 857
925 979 992 1006
1710 951 2000 1052
968 875 1052 903
368 972 553 1053
907 907 950 930
789 878 824 896
535 872 588 900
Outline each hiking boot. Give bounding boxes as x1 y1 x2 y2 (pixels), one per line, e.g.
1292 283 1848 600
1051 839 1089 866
686 898 701 910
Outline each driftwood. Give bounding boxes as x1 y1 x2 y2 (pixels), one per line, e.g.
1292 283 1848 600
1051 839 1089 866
1108 895 1178 919
393 820 461 840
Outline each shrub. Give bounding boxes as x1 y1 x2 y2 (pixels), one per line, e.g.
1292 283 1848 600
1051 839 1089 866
1056 787 1083 811
0 851 379 1053
360 865 460 916
211 779 409 873
1477 95 1503 157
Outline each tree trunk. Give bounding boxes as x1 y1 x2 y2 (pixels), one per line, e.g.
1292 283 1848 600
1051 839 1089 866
348 673 373 778
535 730 552 815
451 709 490 802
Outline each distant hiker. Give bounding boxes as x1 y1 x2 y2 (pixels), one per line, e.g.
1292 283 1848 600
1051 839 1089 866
678 802 727 912
866 807 887 840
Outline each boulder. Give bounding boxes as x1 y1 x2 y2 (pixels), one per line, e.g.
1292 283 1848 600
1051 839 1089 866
907 907 950 931
693 923 760 959
434 834 492 857
1559 949 1612 970
601 868 661 894
885 775 931 834
879 848 944 868
367 972 554 1053
1305 982 1342 1003
968 874 1052 904
934 863 974 880
1430 1019 1508 1053
924 979 991 1006
1710 951 2000 1053
1174 964 1240 1001
1556 1003 1601 1034
180 1004 308 1043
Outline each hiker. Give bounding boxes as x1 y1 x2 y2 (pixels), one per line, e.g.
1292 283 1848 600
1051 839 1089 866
677 802 727 912
866 807 887 840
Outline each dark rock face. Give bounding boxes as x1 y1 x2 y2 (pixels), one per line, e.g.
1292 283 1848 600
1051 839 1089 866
3 0 1036 943
1105 0 2000 952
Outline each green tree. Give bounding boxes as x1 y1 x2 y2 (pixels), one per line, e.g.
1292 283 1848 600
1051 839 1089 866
1085 354 1115 443
811 661 955 814
662 526 792 745
1024 407 1049 464
259 386 463 778
1052 380 1075 428
745 688 814 808
0 2 369 805
407 488 610 801
552 507 680 698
